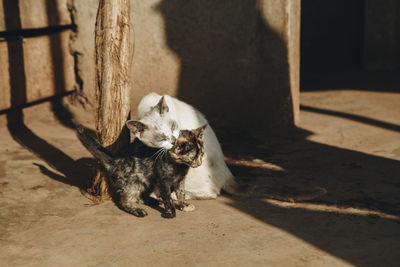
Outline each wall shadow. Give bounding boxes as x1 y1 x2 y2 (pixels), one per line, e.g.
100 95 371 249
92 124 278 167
301 105 400 133
3 1 91 190
157 0 294 131
226 197 400 267
3 1 400 265
157 0 400 265
45 0 76 129
222 130 400 216
220 125 400 265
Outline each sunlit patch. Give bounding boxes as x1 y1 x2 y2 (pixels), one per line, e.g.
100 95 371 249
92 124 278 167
264 199 400 220
224 156 285 172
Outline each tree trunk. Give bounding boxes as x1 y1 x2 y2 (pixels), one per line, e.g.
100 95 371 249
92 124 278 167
89 0 131 199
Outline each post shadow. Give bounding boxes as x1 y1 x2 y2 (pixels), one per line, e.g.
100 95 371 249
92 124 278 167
3 0 92 190
156 0 400 265
45 0 76 129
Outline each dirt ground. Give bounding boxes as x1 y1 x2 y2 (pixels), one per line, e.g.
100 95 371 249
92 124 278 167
1 89 400 267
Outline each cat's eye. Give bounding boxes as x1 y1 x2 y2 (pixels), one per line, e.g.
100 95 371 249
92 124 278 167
171 122 178 131
157 134 168 141
177 143 193 154
177 144 186 153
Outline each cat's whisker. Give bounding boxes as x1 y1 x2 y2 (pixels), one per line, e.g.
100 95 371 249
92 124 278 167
155 148 165 163
160 149 166 160
151 148 163 159
159 148 167 162
152 149 162 159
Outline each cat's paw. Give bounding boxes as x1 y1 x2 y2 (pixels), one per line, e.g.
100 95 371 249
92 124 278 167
131 208 148 217
176 203 195 212
181 203 195 212
161 210 176 219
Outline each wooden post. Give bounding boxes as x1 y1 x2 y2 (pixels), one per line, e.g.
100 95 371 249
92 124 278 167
89 0 131 199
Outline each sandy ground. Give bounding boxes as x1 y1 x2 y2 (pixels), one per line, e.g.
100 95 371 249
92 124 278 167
1 89 400 266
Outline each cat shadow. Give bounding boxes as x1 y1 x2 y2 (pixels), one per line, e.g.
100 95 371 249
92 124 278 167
156 0 295 131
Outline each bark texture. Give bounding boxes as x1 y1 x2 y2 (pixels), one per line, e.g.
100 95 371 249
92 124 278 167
89 0 131 199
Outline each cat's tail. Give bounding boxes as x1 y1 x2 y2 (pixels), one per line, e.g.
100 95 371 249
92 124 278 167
76 125 115 170
222 178 327 202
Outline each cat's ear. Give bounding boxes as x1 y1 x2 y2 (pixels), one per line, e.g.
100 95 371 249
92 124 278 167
194 124 207 139
154 96 169 115
126 120 148 138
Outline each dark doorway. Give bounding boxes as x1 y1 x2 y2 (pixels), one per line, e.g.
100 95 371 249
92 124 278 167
301 0 365 74
301 0 367 91
300 0 400 92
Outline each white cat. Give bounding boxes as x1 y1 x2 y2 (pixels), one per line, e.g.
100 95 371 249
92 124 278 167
127 93 233 199
127 93 326 200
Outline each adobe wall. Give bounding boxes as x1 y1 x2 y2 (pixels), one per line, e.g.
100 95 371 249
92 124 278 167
0 0 75 111
73 0 300 132
1 0 300 133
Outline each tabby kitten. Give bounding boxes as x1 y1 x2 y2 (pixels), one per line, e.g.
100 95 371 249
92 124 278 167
77 124 206 218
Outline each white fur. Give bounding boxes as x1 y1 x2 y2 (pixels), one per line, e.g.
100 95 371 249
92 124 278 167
136 93 235 199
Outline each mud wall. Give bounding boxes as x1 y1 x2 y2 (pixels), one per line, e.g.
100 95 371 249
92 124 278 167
1 0 300 133
0 0 76 112
73 0 300 132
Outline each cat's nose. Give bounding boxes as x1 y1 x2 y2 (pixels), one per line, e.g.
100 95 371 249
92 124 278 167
170 136 176 144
